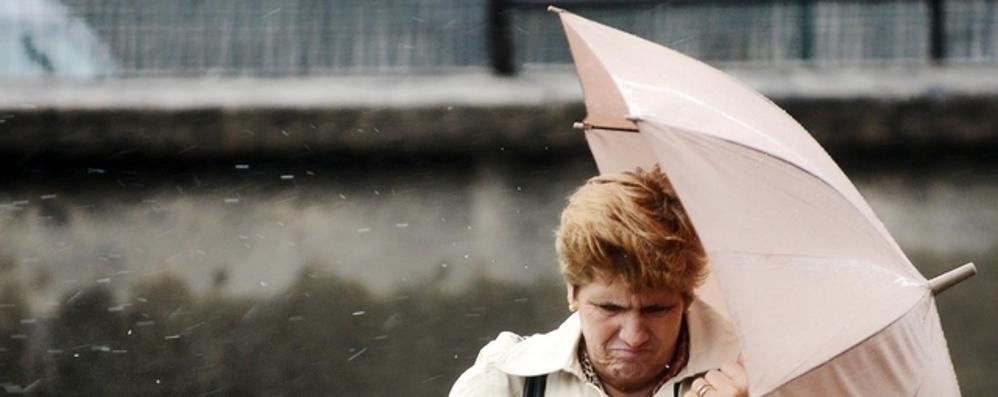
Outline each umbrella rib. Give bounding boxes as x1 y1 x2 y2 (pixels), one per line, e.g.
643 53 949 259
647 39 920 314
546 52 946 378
580 123 639 133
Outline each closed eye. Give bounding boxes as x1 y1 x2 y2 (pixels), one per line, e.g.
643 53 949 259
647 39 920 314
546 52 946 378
595 303 625 313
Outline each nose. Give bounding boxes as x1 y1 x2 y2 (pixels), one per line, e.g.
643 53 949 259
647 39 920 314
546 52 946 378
618 313 650 348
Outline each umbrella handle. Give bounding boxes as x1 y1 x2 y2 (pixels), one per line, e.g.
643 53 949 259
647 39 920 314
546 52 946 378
929 262 977 295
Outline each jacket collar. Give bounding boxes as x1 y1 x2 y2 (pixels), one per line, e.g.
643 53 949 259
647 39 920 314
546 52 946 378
497 311 584 377
679 298 740 379
496 298 740 380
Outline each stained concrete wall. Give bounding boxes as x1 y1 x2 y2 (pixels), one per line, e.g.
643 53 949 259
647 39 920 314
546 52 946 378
1 68 997 160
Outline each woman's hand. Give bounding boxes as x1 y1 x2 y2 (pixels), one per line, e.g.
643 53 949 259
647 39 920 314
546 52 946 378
684 357 747 397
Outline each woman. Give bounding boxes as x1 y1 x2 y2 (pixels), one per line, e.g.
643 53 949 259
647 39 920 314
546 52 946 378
450 167 747 397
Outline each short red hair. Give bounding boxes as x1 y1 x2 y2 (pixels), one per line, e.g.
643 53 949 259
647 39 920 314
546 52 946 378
555 166 706 302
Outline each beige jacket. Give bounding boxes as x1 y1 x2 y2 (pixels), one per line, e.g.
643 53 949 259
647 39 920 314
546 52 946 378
450 298 740 397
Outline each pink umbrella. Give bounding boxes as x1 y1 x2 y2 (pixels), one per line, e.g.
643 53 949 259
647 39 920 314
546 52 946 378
550 6 976 396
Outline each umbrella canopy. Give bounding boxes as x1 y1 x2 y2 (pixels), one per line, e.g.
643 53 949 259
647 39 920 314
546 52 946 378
551 7 969 396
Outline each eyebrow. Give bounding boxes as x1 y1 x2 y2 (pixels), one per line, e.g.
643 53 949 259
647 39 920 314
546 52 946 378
590 301 676 311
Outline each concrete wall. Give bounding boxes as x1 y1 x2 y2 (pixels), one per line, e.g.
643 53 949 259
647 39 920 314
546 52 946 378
2 68 997 161
0 68 998 165
1 97 997 162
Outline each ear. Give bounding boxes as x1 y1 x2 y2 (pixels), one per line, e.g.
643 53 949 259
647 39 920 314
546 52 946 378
682 292 695 313
566 283 578 311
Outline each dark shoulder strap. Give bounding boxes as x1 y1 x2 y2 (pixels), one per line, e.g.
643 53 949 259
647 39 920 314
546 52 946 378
522 374 547 397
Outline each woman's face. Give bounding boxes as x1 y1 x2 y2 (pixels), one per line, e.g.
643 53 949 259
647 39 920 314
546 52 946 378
569 275 686 392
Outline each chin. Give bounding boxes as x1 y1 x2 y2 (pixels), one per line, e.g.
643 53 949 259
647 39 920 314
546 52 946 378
607 363 655 384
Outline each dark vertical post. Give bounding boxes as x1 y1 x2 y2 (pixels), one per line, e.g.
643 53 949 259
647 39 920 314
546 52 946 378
799 0 814 61
488 0 516 76
929 0 946 64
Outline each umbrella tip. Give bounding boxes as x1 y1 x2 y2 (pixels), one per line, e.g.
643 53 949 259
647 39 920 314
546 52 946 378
547 5 565 13
929 262 977 296
572 121 586 130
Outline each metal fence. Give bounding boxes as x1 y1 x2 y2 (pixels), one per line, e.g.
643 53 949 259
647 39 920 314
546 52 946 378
62 0 489 76
504 0 998 72
1 0 996 79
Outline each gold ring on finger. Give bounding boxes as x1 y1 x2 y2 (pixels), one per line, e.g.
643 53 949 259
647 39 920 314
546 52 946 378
696 381 715 397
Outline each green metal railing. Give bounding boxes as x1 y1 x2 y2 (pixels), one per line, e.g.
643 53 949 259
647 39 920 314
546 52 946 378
495 0 993 75
2 0 995 79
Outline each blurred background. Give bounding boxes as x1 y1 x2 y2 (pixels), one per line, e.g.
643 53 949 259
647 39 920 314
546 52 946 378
0 0 995 395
